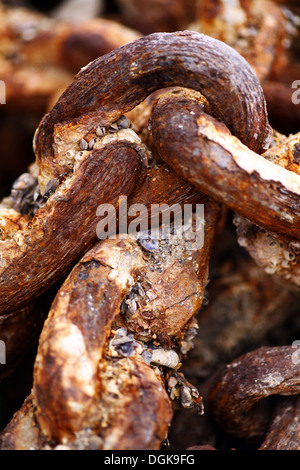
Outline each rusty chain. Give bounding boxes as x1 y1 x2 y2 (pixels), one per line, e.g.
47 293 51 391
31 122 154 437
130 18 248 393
0 0 300 451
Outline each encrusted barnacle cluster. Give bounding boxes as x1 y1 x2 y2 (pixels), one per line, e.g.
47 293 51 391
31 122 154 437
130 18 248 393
107 327 143 358
105 325 204 413
0 171 59 220
234 215 300 285
78 115 132 152
167 372 204 413
107 327 181 370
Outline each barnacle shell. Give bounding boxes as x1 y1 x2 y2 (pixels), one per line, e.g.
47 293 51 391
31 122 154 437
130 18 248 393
150 348 180 369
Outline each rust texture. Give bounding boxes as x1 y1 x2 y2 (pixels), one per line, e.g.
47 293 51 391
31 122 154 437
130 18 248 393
189 0 300 133
181 254 299 379
0 30 270 317
116 0 197 34
0 291 52 381
0 1 300 451
150 90 300 239
207 346 300 440
0 395 43 450
34 29 271 183
232 132 300 286
0 4 140 112
259 397 300 450
32 236 173 447
235 216 300 286
191 0 287 83
0 140 147 314
128 163 206 213
1 198 220 449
